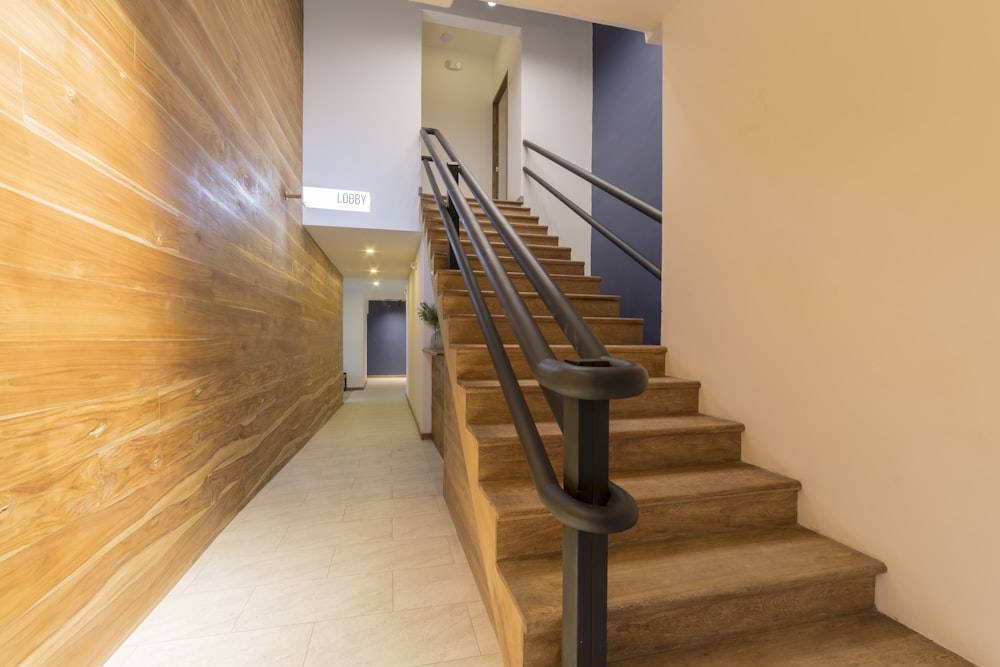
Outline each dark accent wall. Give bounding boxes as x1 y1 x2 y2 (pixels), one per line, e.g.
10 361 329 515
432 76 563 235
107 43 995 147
592 25 663 344
367 300 407 375
0 2 342 663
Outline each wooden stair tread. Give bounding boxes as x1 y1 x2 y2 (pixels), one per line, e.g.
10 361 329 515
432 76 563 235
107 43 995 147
444 313 645 329
426 227 556 245
435 268 599 285
482 463 801 517
610 611 973 666
439 288 620 304
453 344 667 379
433 252 587 275
500 526 887 628
469 413 744 444
459 375 699 392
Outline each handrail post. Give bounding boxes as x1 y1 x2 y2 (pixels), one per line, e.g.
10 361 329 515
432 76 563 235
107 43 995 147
562 358 611 667
446 162 462 271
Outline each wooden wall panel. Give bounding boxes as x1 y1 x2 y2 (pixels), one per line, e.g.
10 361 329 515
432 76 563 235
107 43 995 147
0 0 343 664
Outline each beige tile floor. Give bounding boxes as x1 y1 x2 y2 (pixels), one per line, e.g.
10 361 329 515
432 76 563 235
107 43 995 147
106 378 503 667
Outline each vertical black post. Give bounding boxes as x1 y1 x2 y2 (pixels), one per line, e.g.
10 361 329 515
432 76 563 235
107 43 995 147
562 359 611 667
446 162 462 271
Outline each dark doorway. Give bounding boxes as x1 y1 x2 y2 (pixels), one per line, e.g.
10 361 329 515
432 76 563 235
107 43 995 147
492 73 509 200
367 300 406 376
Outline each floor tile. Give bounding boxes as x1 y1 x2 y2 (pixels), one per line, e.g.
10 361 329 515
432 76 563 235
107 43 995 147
121 624 313 667
276 517 393 553
186 545 335 594
328 535 455 576
305 605 481 667
394 512 460 541
235 572 393 631
393 563 481 611
124 587 254 645
106 378 500 667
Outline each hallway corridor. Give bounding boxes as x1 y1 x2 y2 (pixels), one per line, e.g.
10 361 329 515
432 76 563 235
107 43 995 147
106 378 502 666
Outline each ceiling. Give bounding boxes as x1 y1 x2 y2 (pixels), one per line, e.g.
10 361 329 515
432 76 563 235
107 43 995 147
423 21 504 58
304 225 421 281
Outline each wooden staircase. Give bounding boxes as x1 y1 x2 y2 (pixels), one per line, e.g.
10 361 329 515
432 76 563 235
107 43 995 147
424 198 971 666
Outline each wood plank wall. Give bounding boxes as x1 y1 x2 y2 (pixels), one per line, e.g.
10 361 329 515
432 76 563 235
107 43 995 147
0 1 343 663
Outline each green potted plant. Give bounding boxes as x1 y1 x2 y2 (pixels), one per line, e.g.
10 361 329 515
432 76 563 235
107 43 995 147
418 302 442 350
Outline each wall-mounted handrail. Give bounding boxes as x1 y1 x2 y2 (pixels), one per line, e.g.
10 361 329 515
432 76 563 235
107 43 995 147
524 139 662 223
524 165 661 280
422 127 646 666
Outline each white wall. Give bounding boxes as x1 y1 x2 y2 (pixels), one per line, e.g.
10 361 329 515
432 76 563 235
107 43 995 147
422 46 496 189
303 0 422 232
342 279 367 389
517 14 593 270
406 236 436 434
657 2 1000 664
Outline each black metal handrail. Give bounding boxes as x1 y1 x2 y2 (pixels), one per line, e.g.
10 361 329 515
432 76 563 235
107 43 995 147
523 140 662 281
421 127 646 666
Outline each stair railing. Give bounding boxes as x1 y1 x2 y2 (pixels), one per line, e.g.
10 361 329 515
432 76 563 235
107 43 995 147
421 127 647 667
523 139 661 280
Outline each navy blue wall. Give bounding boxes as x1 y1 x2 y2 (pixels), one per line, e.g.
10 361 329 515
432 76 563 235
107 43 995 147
367 300 407 376
592 25 662 344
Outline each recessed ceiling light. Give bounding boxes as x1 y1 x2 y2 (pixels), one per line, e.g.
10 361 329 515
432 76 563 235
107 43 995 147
487 2 497 6
370 268 378 274
365 248 375 255
373 280 380 286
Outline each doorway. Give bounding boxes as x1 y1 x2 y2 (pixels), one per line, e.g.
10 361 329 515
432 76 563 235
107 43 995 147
367 299 407 376
492 73 509 200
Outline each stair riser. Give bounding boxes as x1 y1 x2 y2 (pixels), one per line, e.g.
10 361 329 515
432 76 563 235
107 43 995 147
439 292 620 319
430 239 572 262
463 384 700 425
478 430 742 481
437 209 540 225
427 226 557 246
455 347 665 382
524 577 879 664
435 271 603 296
445 316 643 346
495 489 800 560
433 253 585 276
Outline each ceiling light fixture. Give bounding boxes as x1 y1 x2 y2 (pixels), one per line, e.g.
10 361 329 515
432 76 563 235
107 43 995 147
487 1 497 6
365 248 375 255
370 268 378 274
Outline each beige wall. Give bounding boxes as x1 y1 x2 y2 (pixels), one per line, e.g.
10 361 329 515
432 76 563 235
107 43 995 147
422 44 498 189
658 2 1000 664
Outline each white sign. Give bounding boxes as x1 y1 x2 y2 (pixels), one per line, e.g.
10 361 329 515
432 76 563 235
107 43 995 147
302 186 371 213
